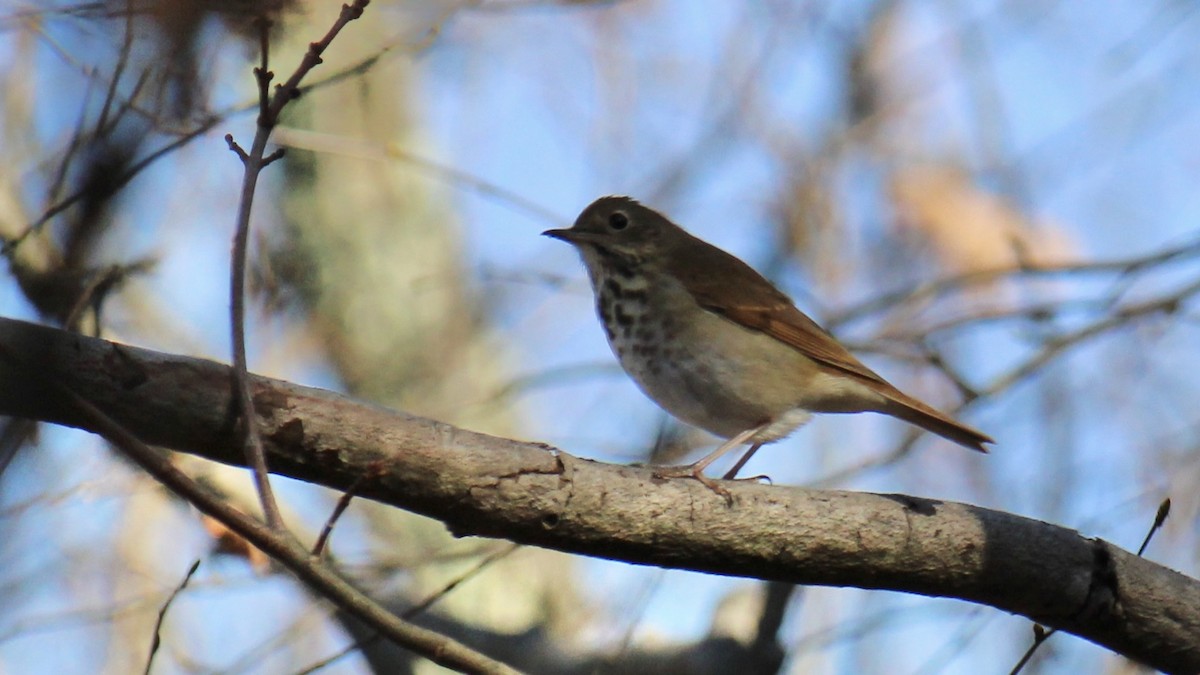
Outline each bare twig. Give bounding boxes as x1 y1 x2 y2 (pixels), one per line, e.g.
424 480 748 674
4 0 442 259
294 639 376 675
979 276 1200 399
143 559 201 675
312 474 368 557
1137 498 1171 557
62 261 154 334
96 0 136 135
24 366 518 674
829 234 1200 328
45 72 97 209
3 116 223 257
296 542 522 675
225 28 287 531
402 543 521 620
781 274 1200 492
1008 623 1051 675
224 1 371 532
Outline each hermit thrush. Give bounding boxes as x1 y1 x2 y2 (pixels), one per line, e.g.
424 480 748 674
544 196 992 496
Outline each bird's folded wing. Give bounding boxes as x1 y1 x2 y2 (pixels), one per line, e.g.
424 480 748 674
667 240 892 388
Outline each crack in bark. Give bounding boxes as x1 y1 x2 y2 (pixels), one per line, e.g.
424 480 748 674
1079 538 1121 624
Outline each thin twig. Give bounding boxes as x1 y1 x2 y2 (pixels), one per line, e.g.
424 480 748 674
62 261 154 333
402 543 520 620
296 543 522 675
312 475 368 557
225 2 371 532
143 559 201 675
45 72 97 209
979 276 1200 399
811 278 1200 490
829 234 1200 328
4 115 223 257
96 0 135 135
5 0 438 258
1008 624 1050 675
265 2 370 123
1137 498 1171 557
296 632 385 675
227 108 287 531
25 370 517 674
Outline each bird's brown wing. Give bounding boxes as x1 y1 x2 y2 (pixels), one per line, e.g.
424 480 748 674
666 235 891 387
667 234 994 451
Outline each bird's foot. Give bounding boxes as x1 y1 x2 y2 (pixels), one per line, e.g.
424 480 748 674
652 464 733 505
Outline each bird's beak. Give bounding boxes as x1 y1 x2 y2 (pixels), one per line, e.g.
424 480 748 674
544 228 580 243
542 228 573 242
542 228 601 245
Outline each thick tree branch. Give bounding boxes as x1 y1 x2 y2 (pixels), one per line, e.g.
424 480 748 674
0 317 1196 672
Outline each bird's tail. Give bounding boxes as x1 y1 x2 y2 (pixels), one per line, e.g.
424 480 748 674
881 391 993 453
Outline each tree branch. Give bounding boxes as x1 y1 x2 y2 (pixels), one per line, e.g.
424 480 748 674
0 316 1196 672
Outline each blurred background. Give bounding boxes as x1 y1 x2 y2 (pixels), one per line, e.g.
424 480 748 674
1 0 1198 672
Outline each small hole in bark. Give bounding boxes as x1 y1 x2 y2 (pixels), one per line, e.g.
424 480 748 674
541 513 560 529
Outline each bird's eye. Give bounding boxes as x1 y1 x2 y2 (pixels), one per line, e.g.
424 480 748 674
608 212 629 230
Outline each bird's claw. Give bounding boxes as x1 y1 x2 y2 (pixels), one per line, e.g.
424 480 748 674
723 472 771 484
652 464 734 505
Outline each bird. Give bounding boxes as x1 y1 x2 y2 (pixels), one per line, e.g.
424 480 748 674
544 196 992 497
